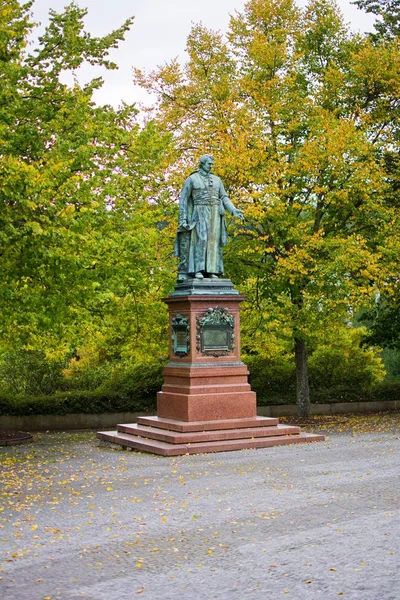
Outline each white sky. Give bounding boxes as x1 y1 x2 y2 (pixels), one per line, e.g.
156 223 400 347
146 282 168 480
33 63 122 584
27 0 376 107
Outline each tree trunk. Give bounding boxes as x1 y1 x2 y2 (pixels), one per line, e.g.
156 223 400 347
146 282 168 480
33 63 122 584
295 338 310 418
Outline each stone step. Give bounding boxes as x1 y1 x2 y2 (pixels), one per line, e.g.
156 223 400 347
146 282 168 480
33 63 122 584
97 430 325 456
117 423 301 444
136 415 279 432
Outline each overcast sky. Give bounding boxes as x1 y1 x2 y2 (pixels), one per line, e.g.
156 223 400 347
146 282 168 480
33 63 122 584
27 0 376 107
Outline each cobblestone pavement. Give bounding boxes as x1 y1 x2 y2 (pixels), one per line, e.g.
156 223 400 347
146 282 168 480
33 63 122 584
0 422 399 600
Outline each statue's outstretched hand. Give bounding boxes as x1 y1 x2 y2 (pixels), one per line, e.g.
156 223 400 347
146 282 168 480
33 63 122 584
233 208 245 221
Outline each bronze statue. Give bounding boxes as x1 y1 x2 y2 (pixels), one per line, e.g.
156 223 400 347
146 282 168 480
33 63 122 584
175 155 244 282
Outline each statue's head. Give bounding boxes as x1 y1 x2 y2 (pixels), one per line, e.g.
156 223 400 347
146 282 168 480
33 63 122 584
199 154 214 170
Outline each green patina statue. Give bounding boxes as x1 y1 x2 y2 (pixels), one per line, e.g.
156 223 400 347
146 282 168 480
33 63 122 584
175 155 244 282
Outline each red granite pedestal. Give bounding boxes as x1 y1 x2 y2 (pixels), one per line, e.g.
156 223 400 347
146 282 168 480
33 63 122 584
97 279 324 455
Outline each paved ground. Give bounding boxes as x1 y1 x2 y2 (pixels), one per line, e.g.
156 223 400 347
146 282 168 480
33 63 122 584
0 418 399 600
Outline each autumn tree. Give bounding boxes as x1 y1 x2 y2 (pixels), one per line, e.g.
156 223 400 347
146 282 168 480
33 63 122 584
135 0 399 416
360 293 400 351
352 0 400 353
353 0 400 41
0 1 174 361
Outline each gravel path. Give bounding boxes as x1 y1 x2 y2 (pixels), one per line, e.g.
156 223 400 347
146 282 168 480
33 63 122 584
0 424 399 600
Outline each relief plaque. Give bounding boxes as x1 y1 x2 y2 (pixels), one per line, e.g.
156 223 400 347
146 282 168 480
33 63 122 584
171 314 190 357
196 307 235 357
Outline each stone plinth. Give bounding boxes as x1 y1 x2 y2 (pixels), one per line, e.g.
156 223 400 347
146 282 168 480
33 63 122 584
97 279 324 455
157 280 255 422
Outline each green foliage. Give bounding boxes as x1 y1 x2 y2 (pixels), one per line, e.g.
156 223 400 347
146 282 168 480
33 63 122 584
0 389 154 417
0 350 69 395
244 323 385 404
308 327 385 391
97 359 166 401
0 2 175 355
360 292 400 350
381 348 400 379
1 378 398 416
309 387 368 404
59 351 114 391
245 353 296 399
60 345 166 397
0 356 165 416
369 380 400 401
0 1 398 418
352 0 400 40
136 0 399 416
0 352 166 415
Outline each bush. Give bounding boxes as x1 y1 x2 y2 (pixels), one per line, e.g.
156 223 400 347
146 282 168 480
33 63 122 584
0 379 399 417
244 354 296 400
60 346 116 391
309 387 369 404
98 359 166 401
0 350 69 396
0 388 157 417
369 380 400 402
382 349 400 378
308 337 385 392
255 381 400 406
0 358 166 416
309 346 385 392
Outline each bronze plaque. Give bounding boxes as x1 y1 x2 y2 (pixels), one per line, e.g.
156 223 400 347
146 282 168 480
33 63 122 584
202 325 230 352
196 307 235 357
172 314 190 357
175 330 188 351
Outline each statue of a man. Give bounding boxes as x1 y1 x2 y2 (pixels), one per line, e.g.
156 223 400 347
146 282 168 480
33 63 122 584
175 155 244 282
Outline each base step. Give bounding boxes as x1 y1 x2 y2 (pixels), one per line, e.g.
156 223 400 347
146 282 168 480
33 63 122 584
117 423 301 444
97 430 325 456
136 415 278 432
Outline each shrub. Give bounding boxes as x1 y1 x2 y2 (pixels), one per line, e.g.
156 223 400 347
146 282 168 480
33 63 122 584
60 346 116 391
97 359 166 400
308 329 385 392
382 349 400 378
0 357 167 416
244 354 296 400
369 380 400 402
309 387 368 404
0 350 69 396
0 389 156 417
0 380 398 417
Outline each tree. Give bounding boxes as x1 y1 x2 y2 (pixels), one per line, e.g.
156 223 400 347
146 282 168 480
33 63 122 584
0 2 174 358
360 291 400 350
352 0 400 41
135 0 399 416
352 0 400 351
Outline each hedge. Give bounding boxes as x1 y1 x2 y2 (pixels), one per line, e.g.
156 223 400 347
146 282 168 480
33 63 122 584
0 381 399 417
0 389 156 417
257 381 400 406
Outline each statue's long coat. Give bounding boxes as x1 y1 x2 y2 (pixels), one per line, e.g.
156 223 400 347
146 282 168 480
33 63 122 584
174 171 236 276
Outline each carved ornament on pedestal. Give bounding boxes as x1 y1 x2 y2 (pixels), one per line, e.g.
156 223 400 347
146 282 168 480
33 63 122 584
196 307 235 357
171 313 190 358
